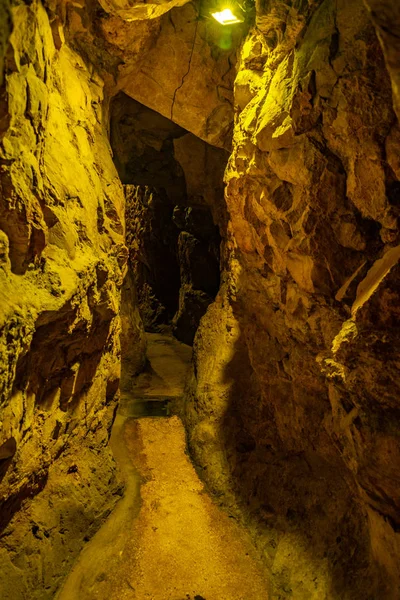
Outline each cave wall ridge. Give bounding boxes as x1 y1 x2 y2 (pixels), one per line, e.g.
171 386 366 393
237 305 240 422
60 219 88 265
0 0 142 596
186 0 400 598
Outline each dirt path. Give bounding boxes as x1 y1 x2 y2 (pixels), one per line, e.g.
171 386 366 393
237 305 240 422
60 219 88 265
57 335 269 600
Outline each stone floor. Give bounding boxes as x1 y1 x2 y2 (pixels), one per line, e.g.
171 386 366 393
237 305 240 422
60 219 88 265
57 334 269 600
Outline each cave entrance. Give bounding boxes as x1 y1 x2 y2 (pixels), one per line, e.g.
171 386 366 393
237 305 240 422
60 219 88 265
110 92 228 347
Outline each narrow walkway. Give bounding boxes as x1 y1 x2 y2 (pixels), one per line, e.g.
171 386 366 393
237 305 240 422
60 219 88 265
58 334 269 600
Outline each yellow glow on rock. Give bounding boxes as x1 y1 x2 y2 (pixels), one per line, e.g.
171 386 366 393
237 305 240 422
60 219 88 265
211 7 243 25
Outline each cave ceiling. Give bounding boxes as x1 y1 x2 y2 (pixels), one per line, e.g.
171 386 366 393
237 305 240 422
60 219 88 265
61 0 243 149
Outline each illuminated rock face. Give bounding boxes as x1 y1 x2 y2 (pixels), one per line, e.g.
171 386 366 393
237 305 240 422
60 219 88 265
0 2 143 597
186 0 400 598
66 0 240 149
1 0 400 598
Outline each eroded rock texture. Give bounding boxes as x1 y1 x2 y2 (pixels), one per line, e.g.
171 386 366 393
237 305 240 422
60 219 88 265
124 184 221 344
0 1 140 596
0 22 233 600
0 0 232 596
186 0 400 598
125 184 181 329
1 0 400 596
66 0 240 148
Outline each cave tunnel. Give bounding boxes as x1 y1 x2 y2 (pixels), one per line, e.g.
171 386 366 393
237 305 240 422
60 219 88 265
1 0 400 599
110 92 226 345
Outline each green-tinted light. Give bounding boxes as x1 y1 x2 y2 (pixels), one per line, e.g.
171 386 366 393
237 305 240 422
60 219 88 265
211 7 243 25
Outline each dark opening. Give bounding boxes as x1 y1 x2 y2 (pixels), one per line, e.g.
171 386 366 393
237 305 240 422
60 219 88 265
110 92 228 345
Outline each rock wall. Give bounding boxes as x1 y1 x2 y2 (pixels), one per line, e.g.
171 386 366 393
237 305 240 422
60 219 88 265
0 1 140 597
186 0 400 598
66 0 240 149
1 0 399 597
0 0 10 87
125 184 181 329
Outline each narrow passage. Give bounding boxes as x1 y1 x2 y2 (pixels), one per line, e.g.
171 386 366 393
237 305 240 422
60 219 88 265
58 335 269 600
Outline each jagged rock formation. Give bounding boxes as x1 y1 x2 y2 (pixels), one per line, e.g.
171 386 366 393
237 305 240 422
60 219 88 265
1 0 400 597
115 96 225 342
185 0 400 598
0 2 142 597
172 208 220 345
66 0 239 148
0 0 10 87
125 184 181 329
0 1 235 595
124 184 221 344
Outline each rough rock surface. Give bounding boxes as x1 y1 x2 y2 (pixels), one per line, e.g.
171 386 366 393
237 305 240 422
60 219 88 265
66 0 241 148
124 184 221 343
0 0 232 596
2 0 400 597
110 93 187 200
120 269 147 382
125 184 181 329
185 0 400 598
0 0 10 87
172 213 220 345
0 1 137 596
114 1 239 150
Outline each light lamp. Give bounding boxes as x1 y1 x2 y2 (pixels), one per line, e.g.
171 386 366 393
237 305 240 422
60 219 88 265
211 6 244 24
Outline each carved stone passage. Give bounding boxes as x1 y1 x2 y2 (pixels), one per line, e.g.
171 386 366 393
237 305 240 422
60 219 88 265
0 2 135 596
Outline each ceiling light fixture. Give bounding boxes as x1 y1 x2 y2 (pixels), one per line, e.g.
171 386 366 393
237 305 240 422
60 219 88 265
211 7 244 25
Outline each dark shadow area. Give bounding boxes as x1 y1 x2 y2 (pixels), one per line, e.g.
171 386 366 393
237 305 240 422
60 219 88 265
0 471 49 536
0 437 16 485
12 291 113 416
214 313 393 600
0 277 120 535
110 92 228 345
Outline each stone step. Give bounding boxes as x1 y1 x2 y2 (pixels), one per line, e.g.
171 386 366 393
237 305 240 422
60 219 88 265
118 396 179 418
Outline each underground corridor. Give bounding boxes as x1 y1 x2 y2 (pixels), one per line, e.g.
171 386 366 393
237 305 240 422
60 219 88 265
57 94 273 599
1 0 400 599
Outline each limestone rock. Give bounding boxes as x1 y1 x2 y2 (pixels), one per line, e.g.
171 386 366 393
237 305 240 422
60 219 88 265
1 0 400 596
125 185 221 343
116 2 238 149
364 0 400 120
0 1 139 596
172 225 220 345
173 131 229 225
64 0 240 149
186 0 400 598
120 269 147 383
0 0 10 87
117 100 226 342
